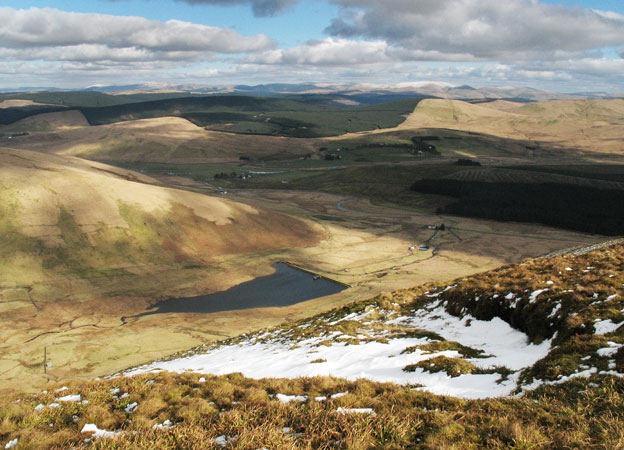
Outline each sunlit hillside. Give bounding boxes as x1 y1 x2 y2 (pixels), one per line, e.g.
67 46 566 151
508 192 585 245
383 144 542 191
394 99 624 155
0 147 319 307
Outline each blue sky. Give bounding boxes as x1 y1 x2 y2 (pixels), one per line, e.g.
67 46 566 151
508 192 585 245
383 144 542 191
1 0 623 91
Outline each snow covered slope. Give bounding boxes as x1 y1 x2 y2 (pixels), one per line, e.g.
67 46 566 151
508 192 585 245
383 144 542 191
126 243 624 399
127 299 550 399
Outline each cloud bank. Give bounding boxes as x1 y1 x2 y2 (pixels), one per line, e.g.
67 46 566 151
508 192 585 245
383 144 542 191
1 1 623 91
0 7 275 63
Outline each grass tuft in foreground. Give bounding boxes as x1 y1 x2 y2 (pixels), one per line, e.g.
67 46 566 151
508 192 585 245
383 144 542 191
1 373 623 449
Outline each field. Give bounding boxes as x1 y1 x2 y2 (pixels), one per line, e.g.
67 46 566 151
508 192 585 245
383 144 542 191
0 115 318 163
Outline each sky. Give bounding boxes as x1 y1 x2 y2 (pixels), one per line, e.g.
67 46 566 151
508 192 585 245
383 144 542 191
1 0 623 92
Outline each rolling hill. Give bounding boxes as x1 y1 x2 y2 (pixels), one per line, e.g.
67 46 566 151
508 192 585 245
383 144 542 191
394 98 624 155
1 95 421 138
1 114 318 163
0 147 319 309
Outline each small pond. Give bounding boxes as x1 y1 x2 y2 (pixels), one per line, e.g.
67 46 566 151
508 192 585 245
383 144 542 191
134 263 347 317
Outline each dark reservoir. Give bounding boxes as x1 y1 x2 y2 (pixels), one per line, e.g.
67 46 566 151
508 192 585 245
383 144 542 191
135 263 348 317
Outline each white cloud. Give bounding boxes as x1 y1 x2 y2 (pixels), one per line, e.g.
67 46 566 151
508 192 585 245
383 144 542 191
245 38 390 65
326 0 624 61
0 7 275 55
0 2 623 92
528 58 624 77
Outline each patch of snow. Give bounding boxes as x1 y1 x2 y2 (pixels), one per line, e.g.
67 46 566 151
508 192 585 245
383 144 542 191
126 305 550 399
56 394 81 403
276 394 307 403
594 319 623 335
524 366 624 392
81 424 120 439
34 404 45 411
152 419 174 430
336 407 376 415
529 289 549 304
109 388 120 395
329 312 363 326
330 392 348 399
606 294 618 301
124 402 138 413
48 403 60 408
120 393 129 399
565 267 573 271
505 293 516 300
5 439 18 449
314 396 327 401
199 377 206 383
55 387 68 393
548 304 562 319
214 435 236 447
597 342 623 358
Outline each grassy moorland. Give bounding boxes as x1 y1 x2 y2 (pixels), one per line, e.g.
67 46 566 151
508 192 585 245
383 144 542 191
0 92 211 125
77 97 421 138
1 242 622 449
0 94 421 138
395 98 624 155
0 373 622 450
0 91 203 109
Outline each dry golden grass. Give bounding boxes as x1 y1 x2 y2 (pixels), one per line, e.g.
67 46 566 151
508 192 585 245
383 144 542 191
0 372 622 450
398 98 624 155
0 147 317 251
0 100 61 109
1 113 318 163
334 98 624 157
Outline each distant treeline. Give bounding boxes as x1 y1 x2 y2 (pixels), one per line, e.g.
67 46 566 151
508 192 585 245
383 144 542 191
411 179 624 235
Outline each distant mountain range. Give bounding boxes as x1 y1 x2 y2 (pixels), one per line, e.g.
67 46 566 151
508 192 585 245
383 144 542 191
2 82 621 103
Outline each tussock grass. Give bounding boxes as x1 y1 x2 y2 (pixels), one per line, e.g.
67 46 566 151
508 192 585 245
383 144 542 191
402 341 487 359
1 373 623 449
